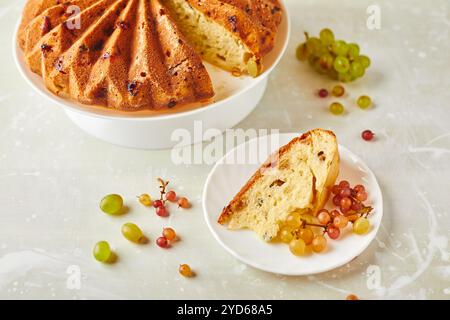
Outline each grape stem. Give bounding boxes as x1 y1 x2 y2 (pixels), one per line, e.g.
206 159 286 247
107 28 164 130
157 178 170 201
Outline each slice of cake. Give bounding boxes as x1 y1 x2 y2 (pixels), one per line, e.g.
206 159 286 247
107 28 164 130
161 0 283 77
218 129 340 241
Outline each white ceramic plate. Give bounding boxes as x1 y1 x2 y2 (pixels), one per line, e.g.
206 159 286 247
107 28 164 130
203 133 383 276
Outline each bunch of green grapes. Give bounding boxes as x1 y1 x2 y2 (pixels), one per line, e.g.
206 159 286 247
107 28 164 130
296 28 371 82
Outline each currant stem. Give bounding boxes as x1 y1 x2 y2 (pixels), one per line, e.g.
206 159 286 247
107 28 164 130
157 178 170 202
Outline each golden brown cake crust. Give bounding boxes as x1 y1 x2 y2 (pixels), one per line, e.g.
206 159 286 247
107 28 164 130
218 129 338 225
18 0 215 111
186 0 282 57
18 0 282 111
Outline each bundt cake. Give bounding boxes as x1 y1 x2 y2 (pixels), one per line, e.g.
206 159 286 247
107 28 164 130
218 129 340 241
18 0 283 111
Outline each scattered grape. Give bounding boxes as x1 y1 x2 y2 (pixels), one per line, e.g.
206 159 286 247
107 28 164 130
327 225 340 239
354 185 366 193
298 228 314 245
317 210 331 225
178 197 191 209
179 264 194 277
312 235 327 253
163 227 177 241
121 222 144 243
165 190 177 202
353 217 370 235
362 130 375 141
318 88 329 98
289 238 307 256
329 102 344 115
280 226 294 243
138 194 152 207
100 194 123 215
333 215 349 229
357 95 372 109
156 236 169 248
93 241 112 263
331 85 345 97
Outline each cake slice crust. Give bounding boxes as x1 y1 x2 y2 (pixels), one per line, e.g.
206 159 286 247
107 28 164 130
218 129 340 241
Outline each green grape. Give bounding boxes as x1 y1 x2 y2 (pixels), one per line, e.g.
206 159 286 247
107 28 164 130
329 102 344 115
296 43 310 61
356 55 371 68
289 238 306 256
329 69 339 80
357 95 372 109
93 241 112 263
306 37 321 52
100 194 123 215
121 222 144 243
347 43 360 59
331 40 349 56
318 53 334 70
338 72 352 82
314 60 328 74
333 56 350 73
319 28 334 45
349 61 364 78
279 226 294 243
353 217 370 235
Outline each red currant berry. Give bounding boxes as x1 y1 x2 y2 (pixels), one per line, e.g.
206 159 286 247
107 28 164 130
318 88 328 98
356 191 368 201
339 187 352 198
331 185 341 195
340 197 352 210
339 180 350 189
166 190 177 202
156 236 169 248
330 210 341 219
156 205 168 217
153 200 163 208
354 184 365 193
327 226 340 239
362 130 374 141
351 201 363 211
333 195 342 206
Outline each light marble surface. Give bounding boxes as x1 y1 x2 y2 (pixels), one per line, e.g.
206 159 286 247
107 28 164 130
1 0 449 299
